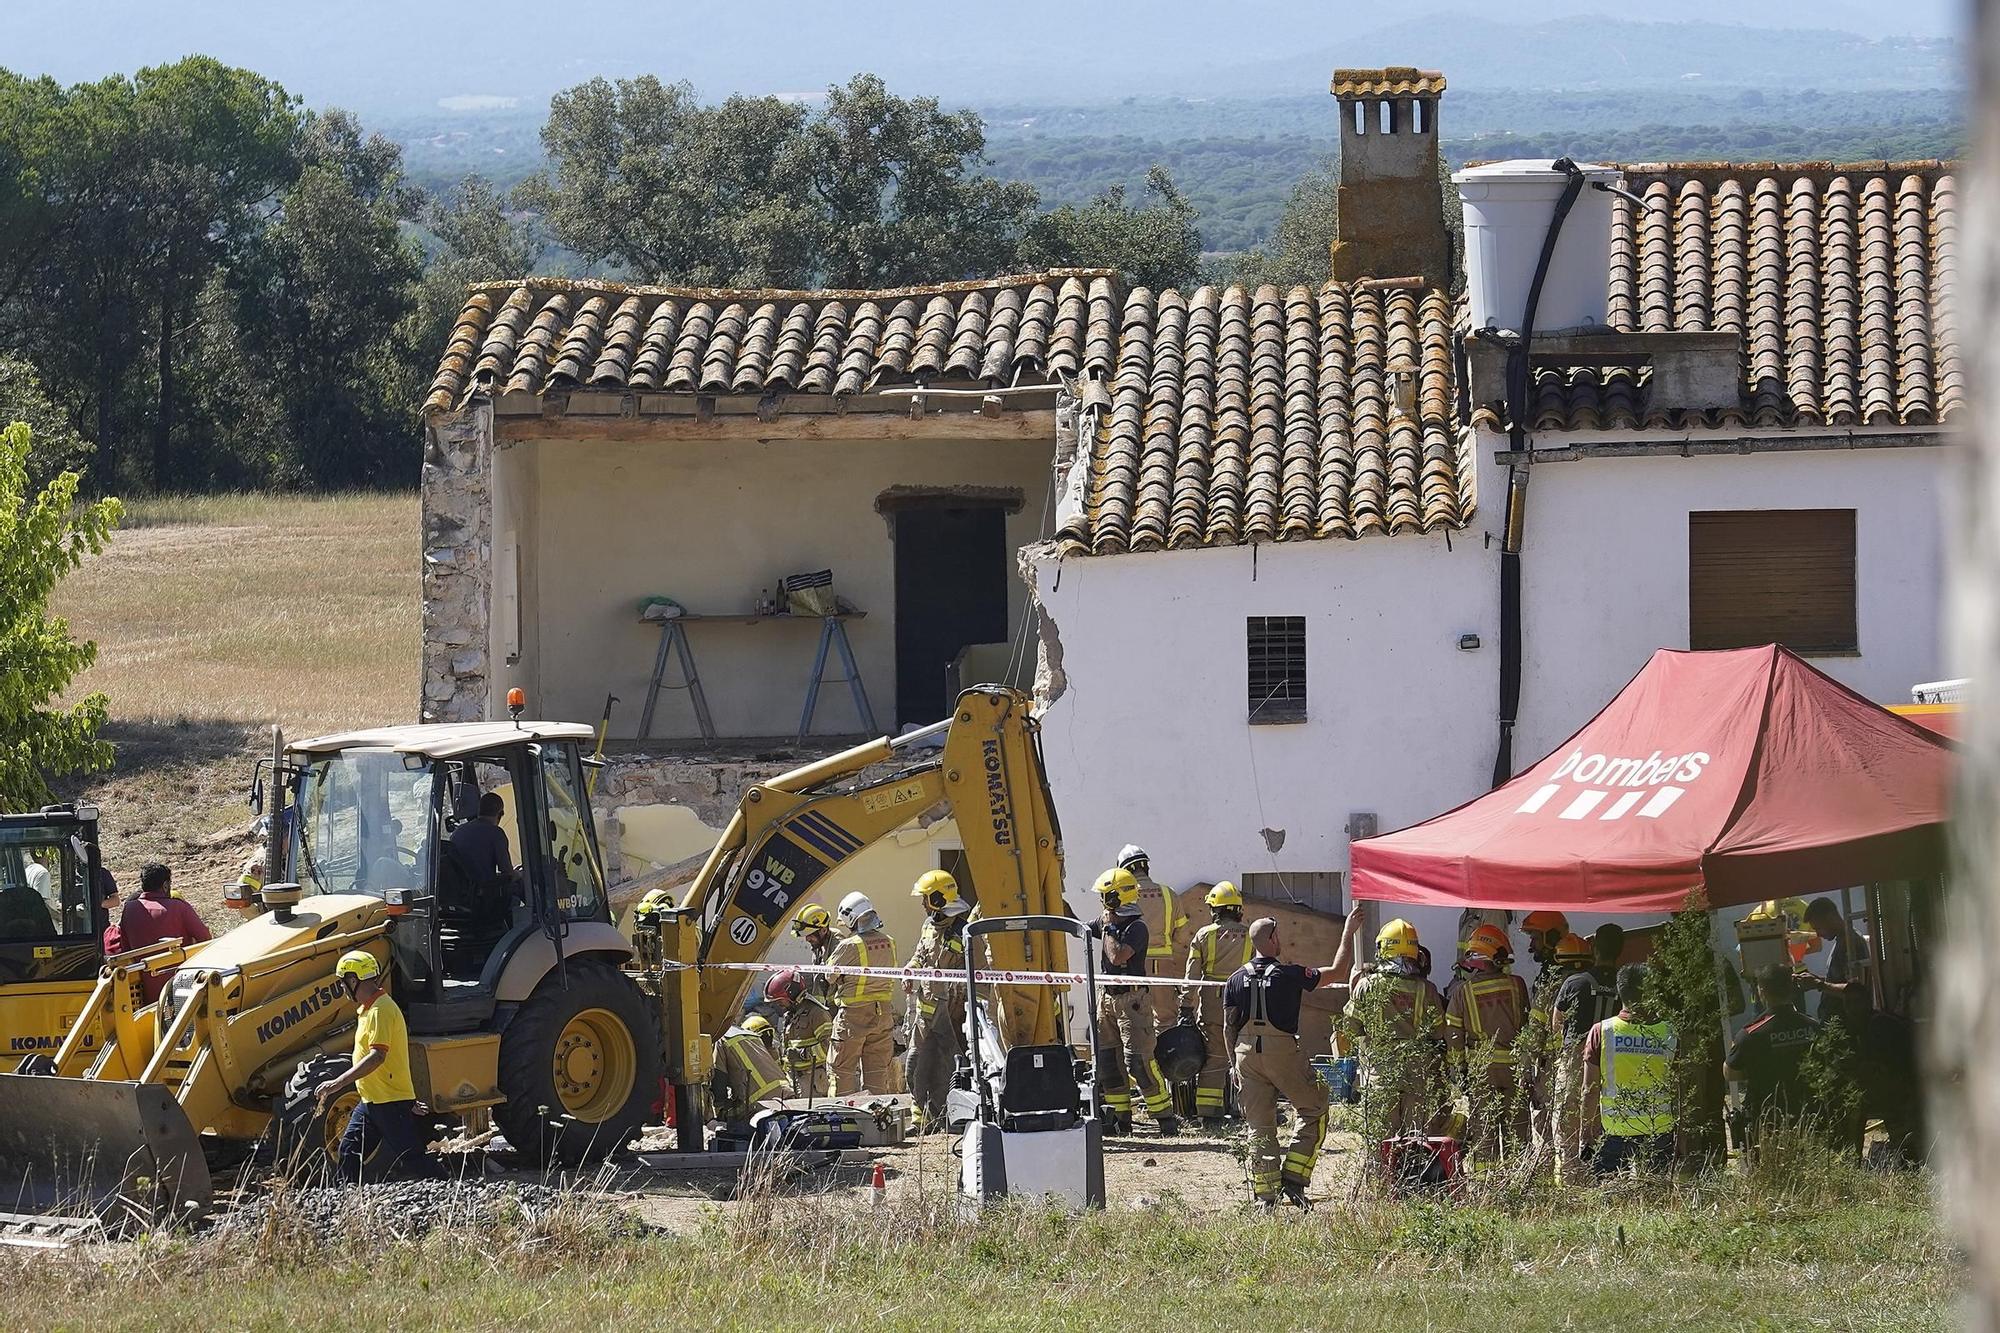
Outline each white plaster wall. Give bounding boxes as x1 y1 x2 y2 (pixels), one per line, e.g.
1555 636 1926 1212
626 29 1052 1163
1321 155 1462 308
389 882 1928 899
1031 534 1502 968
1512 437 1951 763
507 432 1053 738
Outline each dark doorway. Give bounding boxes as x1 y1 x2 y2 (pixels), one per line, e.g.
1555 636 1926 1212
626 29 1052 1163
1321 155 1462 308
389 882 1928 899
892 501 1009 726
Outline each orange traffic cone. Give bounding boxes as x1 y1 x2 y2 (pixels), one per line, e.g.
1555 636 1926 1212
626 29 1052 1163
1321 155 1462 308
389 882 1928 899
871 1161 887 1208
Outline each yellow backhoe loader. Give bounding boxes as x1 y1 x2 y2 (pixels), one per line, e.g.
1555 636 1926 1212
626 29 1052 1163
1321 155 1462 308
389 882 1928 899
0 805 112 1061
0 686 1070 1225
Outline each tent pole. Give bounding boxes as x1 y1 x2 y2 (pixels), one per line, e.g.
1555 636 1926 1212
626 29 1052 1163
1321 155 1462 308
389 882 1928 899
1707 902 1739 1159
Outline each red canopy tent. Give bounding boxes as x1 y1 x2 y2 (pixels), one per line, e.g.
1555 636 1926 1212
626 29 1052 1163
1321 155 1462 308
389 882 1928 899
1350 645 1953 915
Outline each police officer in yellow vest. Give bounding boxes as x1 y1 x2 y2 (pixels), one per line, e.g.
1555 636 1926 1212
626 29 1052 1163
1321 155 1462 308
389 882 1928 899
903 869 971 1129
1581 964 1676 1176
1093 866 1180 1137
1180 881 1253 1126
713 1016 794 1122
1117 845 1191 1032
1343 918 1445 1141
826 891 898 1095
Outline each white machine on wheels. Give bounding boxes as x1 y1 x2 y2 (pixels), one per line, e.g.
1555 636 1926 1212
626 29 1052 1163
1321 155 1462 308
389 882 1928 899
948 914 1105 1210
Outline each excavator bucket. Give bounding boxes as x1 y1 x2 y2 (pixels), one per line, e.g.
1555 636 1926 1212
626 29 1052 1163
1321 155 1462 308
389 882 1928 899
0 1074 212 1229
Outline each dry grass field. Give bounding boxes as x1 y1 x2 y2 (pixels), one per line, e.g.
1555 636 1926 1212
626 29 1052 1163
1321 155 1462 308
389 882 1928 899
50 492 418 904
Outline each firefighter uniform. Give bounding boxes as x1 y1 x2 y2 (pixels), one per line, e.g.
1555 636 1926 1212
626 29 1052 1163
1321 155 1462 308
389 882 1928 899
782 992 834 1098
1183 915 1252 1119
903 917 967 1128
1225 955 1329 1205
827 927 898 1094
1444 968 1532 1157
713 1023 793 1121
1135 872 1191 1030
1097 911 1176 1130
1344 964 1445 1140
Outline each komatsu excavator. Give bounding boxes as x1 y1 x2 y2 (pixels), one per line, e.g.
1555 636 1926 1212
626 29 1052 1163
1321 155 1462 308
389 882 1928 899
0 686 1070 1226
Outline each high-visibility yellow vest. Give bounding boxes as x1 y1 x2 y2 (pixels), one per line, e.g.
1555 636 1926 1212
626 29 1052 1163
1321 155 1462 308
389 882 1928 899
831 930 897 1004
1447 973 1528 1064
1136 877 1184 960
1598 1015 1675 1136
1188 921 1251 981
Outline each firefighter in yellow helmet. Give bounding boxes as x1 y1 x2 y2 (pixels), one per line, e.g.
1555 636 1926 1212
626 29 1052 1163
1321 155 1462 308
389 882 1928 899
1179 881 1252 1126
1116 845 1193 1041
826 892 898 1095
713 1012 794 1123
903 869 971 1130
1342 918 1444 1143
1093 866 1179 1136
790 903 839 1002
1444 922 1532 1160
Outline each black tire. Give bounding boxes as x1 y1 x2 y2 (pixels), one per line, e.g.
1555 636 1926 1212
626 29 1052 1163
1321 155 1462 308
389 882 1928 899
494 960 661 1166
273 1053 360 1183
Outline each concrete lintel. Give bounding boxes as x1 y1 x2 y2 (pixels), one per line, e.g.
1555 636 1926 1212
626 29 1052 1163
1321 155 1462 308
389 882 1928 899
1498 429 1949 465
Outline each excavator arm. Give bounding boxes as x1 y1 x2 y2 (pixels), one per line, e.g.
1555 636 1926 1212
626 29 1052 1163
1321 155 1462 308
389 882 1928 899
677 687 1071 1048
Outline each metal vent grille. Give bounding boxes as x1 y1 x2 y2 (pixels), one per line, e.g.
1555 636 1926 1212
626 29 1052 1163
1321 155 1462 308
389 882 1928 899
1247 616 1308 724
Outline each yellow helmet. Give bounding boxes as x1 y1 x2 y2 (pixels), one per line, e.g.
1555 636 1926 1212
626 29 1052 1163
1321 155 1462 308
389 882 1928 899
913 869 967 915
636 887 674 914
1555 931 1592 965
335 949 381 983
791 904 833 936
743 1014 775 1040
1376 918 1421 962
1205 881 1244 909
1095 866 1140 908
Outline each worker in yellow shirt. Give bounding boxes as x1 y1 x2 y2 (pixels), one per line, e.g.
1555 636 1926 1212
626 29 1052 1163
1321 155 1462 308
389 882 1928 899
313 950 440 1181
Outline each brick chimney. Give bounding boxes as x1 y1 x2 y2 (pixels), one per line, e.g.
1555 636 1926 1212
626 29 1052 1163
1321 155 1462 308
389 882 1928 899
1329 67 1450 289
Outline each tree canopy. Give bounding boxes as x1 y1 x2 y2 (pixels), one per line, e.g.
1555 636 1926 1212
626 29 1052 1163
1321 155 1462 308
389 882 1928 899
0 421 119 807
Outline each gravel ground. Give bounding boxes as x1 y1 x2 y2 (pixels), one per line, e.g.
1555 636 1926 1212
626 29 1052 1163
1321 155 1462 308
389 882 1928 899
218 1178 571 1240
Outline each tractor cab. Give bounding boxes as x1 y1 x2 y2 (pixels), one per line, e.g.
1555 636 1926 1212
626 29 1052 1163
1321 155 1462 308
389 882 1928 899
277 721 615 1034
0 806 104 985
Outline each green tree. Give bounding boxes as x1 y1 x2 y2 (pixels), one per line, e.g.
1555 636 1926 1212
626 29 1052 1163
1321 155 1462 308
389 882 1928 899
524 73 1048 287
1020 166 1202 290
0 422 119 807
0 354 88 485
1641 896 1728 1163
1214 158 1338 289
230 109 421 488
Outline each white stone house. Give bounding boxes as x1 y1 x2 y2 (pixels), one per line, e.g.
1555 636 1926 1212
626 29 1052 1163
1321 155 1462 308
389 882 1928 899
418 66 1960 981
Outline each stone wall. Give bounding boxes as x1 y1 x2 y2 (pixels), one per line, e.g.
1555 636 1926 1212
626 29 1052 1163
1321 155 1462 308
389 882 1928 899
421 403 494 722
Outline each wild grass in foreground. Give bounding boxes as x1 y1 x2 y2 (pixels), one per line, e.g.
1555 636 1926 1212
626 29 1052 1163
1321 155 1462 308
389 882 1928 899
1 1147 1953 1333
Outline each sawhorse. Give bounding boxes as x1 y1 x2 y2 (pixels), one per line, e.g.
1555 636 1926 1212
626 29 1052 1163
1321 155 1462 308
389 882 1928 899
798 616 877 743
638 618 717 741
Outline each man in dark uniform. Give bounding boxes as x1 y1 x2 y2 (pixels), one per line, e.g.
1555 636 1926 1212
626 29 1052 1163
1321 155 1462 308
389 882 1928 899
1226 912 1365 1211
1725 964 1821 1152
449 792 516 887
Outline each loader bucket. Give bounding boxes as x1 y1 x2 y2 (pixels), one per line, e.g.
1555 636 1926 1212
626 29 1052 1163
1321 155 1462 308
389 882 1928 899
0 1074 212 1229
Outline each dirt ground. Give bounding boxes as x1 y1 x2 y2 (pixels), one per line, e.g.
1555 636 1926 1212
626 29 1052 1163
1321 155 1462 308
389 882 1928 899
539 1110 1365 1232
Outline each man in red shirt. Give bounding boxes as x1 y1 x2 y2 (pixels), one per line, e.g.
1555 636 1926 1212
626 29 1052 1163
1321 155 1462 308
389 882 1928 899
117 863 212 1000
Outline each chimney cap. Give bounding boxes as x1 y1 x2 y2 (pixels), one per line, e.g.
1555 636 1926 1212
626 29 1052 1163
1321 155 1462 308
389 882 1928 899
1330 67 1447 100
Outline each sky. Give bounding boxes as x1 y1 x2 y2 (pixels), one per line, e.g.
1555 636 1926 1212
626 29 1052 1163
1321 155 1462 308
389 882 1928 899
0 0 1967 113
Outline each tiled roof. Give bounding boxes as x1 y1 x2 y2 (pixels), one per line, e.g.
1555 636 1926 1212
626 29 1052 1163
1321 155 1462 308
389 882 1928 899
1331 67 1447 99
423 270 1119 415
1472 161 1961 434
1056 279 1467 556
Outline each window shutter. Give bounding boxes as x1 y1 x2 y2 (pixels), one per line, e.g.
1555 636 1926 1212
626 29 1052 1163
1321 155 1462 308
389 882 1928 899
1247 616 1308 723
1688 509 1857 653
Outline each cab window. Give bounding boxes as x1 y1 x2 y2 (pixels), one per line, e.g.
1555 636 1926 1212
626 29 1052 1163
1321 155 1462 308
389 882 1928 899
0 826 91 940
537 745 603 921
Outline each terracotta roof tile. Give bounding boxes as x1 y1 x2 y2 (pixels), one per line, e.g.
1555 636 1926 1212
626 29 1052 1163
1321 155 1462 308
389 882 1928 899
1330 67 1447 99
423 271 1118 413
1475 161 1960 434
1059 276 1466 557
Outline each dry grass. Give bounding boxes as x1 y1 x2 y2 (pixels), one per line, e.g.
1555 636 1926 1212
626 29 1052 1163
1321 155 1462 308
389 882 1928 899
47 492 418 905
56 491 417 733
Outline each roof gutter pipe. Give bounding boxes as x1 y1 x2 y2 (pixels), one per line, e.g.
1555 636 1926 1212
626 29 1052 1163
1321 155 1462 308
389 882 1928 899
1493 157 1587 788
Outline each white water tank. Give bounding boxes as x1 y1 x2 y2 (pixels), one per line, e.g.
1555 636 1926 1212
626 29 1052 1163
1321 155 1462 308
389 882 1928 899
1454 159 1622 334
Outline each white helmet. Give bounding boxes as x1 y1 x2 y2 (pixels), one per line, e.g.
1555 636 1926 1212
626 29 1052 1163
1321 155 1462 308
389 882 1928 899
837 891 881 932
1116 844 1149 873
